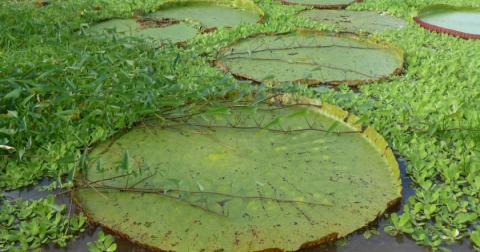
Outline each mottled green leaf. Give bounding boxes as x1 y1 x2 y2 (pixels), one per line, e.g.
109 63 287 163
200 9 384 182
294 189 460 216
216 31 404 86
74 101 401 251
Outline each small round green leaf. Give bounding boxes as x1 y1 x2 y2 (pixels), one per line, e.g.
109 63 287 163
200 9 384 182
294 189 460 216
414 4 480 39
301 10 405 33
215 30 404 86
74 98 402 251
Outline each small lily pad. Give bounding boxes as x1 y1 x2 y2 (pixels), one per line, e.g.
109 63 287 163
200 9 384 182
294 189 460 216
74 97 401 251
301 10 405 33
215 30 404 86
148 0 264 30
280 0 361 9
414 4 480 39
88 19 198 44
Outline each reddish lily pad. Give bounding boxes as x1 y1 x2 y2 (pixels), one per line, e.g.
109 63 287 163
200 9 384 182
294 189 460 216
414 4 480 39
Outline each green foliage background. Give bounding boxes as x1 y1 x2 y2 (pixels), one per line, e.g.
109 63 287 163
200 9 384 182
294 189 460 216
1 0 480 250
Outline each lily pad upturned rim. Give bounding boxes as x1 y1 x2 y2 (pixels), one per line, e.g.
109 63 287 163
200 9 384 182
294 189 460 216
279 0 363 9
213 30 405 86
151 0 266 32
72 95 402 252
413 4 480 39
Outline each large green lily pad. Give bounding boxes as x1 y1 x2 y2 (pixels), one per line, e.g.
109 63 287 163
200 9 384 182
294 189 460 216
414 4 480 39
148 0 264 30
301 10 405 33
74 97 401 251
88 0 263 44
88 19 198 44
215 31 404 86
280 0 361 9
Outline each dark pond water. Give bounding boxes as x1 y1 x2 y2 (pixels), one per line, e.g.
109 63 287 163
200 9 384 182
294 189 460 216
3 158 475 252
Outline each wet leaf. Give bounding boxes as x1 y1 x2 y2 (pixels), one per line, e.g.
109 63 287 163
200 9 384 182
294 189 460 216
148 0 263 29
415 5 480 39
216 31 404 86
301 10 405 33
75 100 401 251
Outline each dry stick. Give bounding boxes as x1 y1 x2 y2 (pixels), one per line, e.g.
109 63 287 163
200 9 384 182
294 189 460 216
223 56 378 79
80 185 225 217
83 173 133 186
160 110 209 121
53 190 72 197
64 195 74 236
166 123 362 135
223 44 383 57
160 94 285 121
128 172 157 189
85 182 111 200
259 103 324 110
159 193 226 217
87 185 332 207
140 120 155 136
78 172 226 217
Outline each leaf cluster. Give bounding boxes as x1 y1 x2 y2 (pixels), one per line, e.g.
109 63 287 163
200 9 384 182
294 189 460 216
0 195 86 251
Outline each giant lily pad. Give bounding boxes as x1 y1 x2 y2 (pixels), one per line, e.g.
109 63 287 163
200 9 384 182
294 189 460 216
280 0 362 9
414 5 480 39
301 10 405 33
214 31 404 86
74 97 402 251
88 19 198 44
88 0 263 44
148 0 264 30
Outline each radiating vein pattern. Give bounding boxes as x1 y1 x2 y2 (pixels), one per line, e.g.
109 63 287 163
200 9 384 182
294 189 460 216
75 102 401 251
216 31 404 85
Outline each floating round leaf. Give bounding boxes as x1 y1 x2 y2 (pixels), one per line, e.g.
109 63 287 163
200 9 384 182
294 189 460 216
215 31 404 86
74 97 402 251
301 10 405 33
414 5 480 39
148 0 264 30
280 0 361 9
88 19 198 44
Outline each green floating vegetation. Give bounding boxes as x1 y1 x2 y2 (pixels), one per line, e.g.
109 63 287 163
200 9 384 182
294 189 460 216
148 0 264 29
215 30 404 86
0 196 86 251
88 19 198 44
280 0 360 9
301 10 405 33
414 5 480 39
74 98 401 251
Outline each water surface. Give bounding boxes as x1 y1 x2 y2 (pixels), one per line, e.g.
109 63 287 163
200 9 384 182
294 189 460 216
3 159 475 251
